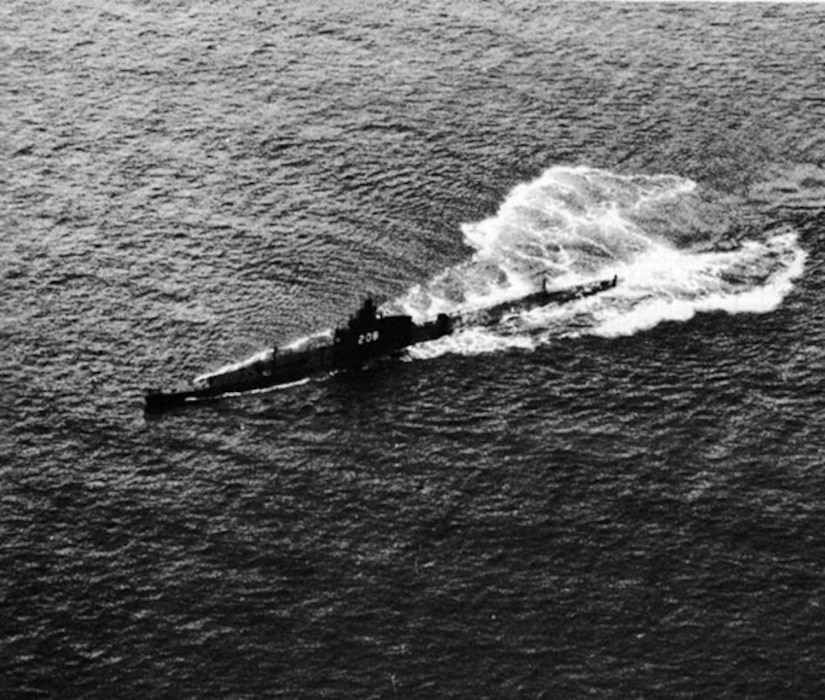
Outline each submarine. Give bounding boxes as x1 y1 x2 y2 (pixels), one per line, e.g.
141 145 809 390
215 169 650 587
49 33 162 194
144 275 617 414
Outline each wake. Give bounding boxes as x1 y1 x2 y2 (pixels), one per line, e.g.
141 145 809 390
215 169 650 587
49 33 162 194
387 165 805 359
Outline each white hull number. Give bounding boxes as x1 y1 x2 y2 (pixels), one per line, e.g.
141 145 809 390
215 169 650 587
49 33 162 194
358 330 380 345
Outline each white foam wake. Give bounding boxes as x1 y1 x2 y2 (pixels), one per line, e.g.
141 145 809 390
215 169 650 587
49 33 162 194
588 231 805 338
397 165 805 358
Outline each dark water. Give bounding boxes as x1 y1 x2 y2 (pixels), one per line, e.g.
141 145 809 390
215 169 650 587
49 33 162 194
3 1 825 697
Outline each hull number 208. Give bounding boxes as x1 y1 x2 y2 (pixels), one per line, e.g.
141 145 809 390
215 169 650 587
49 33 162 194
358 331 380 345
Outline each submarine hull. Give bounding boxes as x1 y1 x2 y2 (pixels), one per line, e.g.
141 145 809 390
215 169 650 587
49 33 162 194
144 277 616 413
144 313 452 414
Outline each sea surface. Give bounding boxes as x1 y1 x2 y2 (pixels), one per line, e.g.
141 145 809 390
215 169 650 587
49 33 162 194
3 1 825 698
